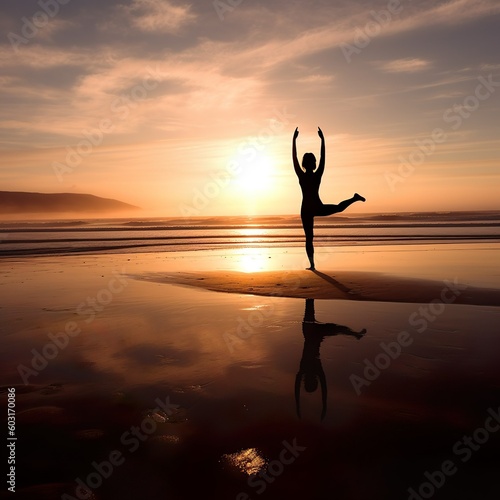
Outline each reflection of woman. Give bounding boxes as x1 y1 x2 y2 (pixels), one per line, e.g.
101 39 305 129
295 299 366 420
293 127 366 270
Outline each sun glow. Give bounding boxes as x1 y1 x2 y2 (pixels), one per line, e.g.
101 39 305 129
233 151 275 194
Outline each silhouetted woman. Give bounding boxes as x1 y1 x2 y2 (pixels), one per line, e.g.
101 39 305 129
293 127 365 270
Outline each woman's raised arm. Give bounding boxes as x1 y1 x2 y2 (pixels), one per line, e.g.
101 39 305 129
292 127 302 177
316 127 325 177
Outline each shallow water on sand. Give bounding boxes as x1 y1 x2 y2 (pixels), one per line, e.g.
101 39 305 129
2 254 499 499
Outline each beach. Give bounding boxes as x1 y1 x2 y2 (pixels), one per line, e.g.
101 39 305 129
1 235 500 499
4 0 500 496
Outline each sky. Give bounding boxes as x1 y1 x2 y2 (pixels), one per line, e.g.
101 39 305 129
1 0 500 217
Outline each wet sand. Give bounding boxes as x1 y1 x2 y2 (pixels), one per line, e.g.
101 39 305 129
1 244 499 499
138 269 500 305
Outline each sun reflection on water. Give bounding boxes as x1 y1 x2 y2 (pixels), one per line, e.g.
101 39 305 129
235 227 270 244
234 248 273 273
221 448 267 476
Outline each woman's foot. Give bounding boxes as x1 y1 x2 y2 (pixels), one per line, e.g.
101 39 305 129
354 193 366 202
306 266 315 271
355 329 367 340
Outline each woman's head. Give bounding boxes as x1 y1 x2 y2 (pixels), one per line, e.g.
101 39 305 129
302 153 316 172
304 373 318 392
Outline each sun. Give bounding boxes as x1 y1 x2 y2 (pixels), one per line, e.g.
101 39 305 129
233 150 275 193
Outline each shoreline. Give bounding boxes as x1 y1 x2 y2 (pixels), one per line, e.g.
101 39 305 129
2 237 500 259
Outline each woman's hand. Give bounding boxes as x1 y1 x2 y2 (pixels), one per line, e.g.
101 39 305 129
293 127 299 140
317 127 324 140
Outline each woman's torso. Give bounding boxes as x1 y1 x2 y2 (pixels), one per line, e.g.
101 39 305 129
299 172 322 212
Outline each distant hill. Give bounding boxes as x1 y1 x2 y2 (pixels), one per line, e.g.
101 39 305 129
0 191 140 214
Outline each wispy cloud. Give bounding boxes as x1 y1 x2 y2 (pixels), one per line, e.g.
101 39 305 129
385 0 500 35
425 91 465 101
120 0 196 33
376 58 433 73
0 44 92 69
297 74 335 85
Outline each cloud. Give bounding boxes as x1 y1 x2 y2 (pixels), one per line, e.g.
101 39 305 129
0 44 112 70
380 0 500 36
425 91 465 101
120 0 196 33
297 74 335 85
376 58 432 73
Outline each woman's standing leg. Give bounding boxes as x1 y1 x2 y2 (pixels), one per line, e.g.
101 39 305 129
301 213 315 270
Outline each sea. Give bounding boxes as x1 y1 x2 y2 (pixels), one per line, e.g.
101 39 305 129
1 211 499 257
